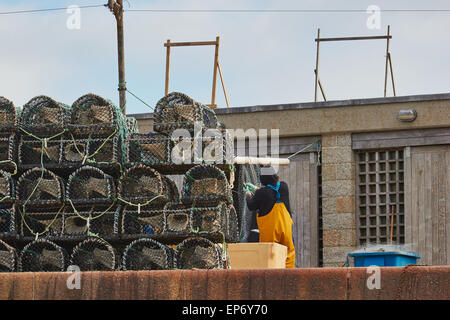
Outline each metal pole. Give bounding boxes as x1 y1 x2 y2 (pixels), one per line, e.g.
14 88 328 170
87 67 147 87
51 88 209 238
314 28 320 102
384 25 391 97
165 39 171 96
108 0 127 115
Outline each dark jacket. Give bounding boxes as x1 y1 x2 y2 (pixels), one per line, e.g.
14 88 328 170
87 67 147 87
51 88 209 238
245 181 293 218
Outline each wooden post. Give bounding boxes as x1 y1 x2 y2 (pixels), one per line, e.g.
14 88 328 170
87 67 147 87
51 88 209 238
314 28 320 102
217 61 230 108
165 39 171 96
384 25 391 97
388 52 396 96
211 36 220 107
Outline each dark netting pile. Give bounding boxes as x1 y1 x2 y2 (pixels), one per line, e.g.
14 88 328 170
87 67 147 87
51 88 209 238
19 96 68 137
0 239 16 272
20 208 64 237
19 239 67 272
0 207 15 236
182 164 232 205
119 205 165 236
68 93 119 136
0 170 14 205
153 92 218 135
17 167 65 208
63 205 117 238
118 164 169 208
122 238 174 270
66 165 115 206
0 97 18 132
175 237 225 270
70 237 117 271
127 133 171 165
0 132 17 173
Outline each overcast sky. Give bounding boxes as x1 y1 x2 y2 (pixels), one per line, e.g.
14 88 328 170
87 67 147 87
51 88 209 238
0 0 449 114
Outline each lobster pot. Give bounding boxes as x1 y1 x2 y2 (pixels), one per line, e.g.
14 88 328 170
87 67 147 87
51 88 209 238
163 203 192 234
0 97 18 131
18 136 62 166
0 207 15 237
19 96 68 137
70 237 117 271
0 170 15 205
126 117 139 134
118 165 168 208
0 133 17 173
126 133 171 165
122 238 173 271
171 128 233 165
63 205 117 238
175 237 225 270
161 175 180 203
153 92 218 135
190 202 229 236
66 166 115 206
119 205 165 236
61 135 122 165
68 94 121 137
226 205 239 243
20 209 64 238
17 168 65 208
19 239 67 272
182 165 232 205
0 239 16 272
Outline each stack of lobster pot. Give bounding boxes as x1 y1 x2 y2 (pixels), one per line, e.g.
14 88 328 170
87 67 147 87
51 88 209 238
0 97 18 272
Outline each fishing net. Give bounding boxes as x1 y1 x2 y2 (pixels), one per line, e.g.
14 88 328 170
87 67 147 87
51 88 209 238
70 237 117 271
126 117 139 134
122 238 173 271
118 164 168 208
0 132 17 173
63 205 117 238
19 239 67 272
19 207 64 238
66 165 116 206
0 239 16 272
0 170 15 205
0 207 15 236
182 164 232 205
69 94 119 136
18 136 62 167
17 168 65 208
0 97 18 131
119 205 165 236
225 205 239 243
153 92 218 135
19 96 69 137
126 132 171 165
61 134 122 166
163 203 192 234
171 127 233 165
175 237 225 270
236 164 261 242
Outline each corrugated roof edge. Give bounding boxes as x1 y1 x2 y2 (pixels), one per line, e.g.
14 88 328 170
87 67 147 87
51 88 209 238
128 92 450 119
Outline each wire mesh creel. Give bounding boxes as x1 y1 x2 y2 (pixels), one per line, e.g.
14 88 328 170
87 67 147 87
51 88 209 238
122 238 173 270
118 205 166 236
70 237 117 271
63 205 117 238
126 132 172 165
153 92 218 135
18 135 62 167
0 239 17 272
17 167 65 208
20 208 64 238
19 95 69 137
66 165 116 206
175 236 225 270
0 169 15 205
182 164 232 205
0 96 18 132
0 132 18 173
19 239 67 272
68 93 119 136
0 207 15 237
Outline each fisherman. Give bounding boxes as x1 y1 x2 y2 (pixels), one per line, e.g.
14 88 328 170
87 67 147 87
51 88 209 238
245 166 295 268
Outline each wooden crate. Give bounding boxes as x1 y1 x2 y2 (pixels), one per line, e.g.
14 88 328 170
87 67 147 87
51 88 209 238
226 242 287 269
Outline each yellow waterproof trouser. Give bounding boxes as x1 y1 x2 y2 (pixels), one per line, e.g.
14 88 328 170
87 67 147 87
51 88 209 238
256 202 296 268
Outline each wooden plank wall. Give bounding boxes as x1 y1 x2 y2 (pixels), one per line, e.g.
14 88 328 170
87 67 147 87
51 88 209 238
404 145 450 266
277 153 319 268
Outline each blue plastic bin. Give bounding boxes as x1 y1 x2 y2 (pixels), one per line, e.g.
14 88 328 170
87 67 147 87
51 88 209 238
348 251 421 267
